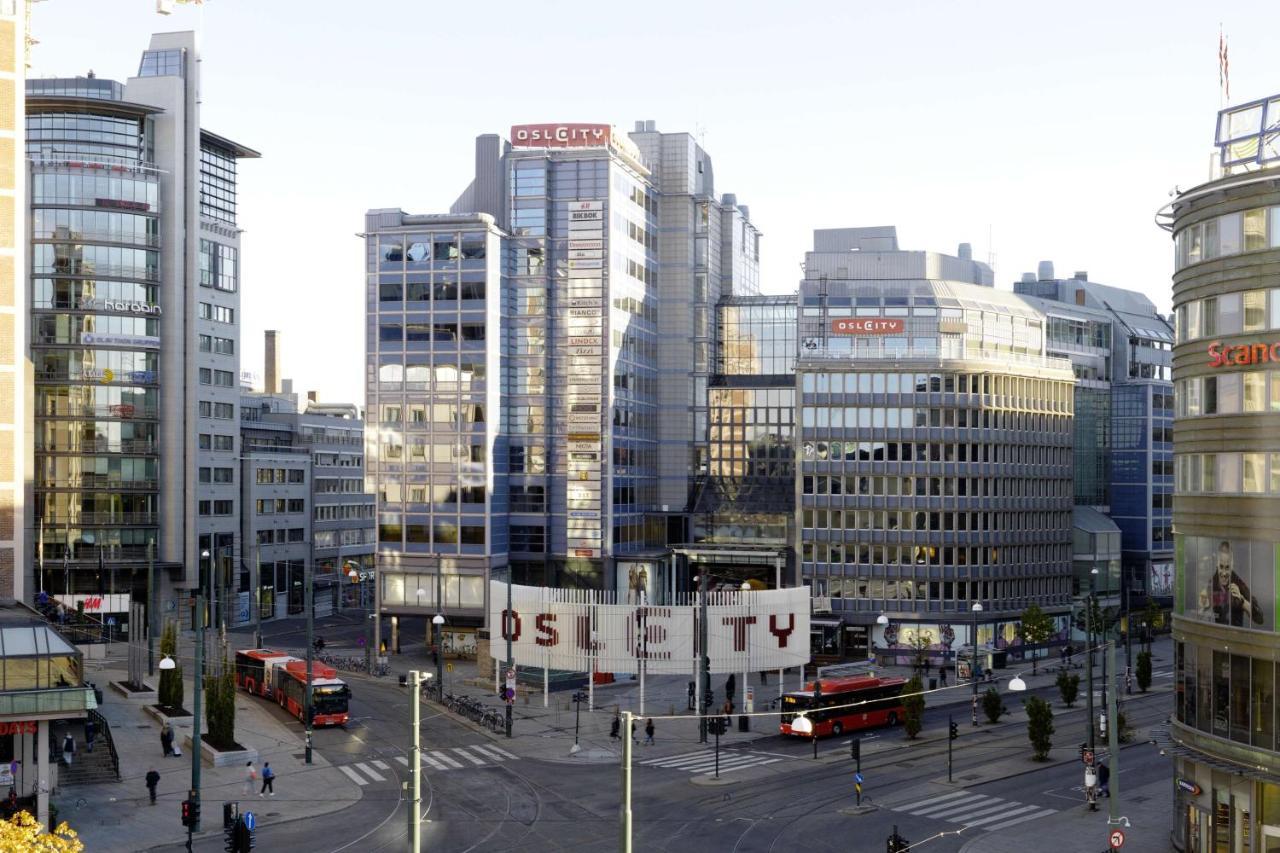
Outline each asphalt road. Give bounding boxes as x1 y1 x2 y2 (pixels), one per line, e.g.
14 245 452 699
150 618 1173 852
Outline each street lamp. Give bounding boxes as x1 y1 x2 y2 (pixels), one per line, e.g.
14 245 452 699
199 548 211 654
433 613 445 692
1008 671 1028 692
1088 568 1098 752
875 613 889 665
970 602 983 726
158 655 175 670
740 581 751 727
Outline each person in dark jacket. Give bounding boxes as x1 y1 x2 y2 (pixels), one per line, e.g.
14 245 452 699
1098 761 1111 798
610 714 620 740
145 768 161 804
160 724 174 757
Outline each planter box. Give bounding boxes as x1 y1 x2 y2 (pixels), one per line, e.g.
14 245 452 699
182 734 258 768
143 703 193 730
110 681 157 702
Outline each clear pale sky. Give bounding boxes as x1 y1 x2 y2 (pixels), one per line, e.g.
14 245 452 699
31 0 1278 406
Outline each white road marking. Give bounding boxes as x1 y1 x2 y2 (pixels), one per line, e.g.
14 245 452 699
355 762 385 782
338 765 368 786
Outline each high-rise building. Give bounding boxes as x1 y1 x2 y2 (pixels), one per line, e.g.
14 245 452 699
27 32 257 622
0 1 25 602
1164 94 1280 851
795 227 1076 661
366 121 760 644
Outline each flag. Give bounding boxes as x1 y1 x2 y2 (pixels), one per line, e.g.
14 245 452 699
1219 27 1230 101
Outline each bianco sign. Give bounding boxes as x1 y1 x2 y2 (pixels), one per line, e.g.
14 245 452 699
490 582 810 674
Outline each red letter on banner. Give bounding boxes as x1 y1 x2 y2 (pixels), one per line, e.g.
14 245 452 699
721 616 758 652
769 614 795 647
501 609 522 642
535 613 559 647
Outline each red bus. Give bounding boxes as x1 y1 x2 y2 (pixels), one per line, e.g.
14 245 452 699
233 648 351 726
779 675 907 737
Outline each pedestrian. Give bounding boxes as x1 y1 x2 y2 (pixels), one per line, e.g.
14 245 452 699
84 719 96 753
243 761 257 796
759 670 767 685
939 665 948 687
145 767 160 805
260 762 275 796
62 733 75 767
1098 761 1110 798
631 720 638 745
644 718 654 746
160 724 174 758
610 714 620 740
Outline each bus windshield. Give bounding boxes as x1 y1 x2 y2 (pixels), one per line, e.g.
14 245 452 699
313 685 350 714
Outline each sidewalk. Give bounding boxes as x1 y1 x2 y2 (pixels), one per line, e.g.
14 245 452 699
61 643 361 853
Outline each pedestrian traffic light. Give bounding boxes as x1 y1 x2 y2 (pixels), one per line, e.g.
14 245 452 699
850 738 860 763
949 720 959 741
181 798 199 828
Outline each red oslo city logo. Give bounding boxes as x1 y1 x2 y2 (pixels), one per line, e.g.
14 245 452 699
831 318 905 335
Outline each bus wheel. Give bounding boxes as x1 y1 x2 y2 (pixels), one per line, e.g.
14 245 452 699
831 722 843 736
886 712 899 727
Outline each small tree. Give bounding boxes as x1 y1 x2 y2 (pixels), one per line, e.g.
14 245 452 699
982 686 1006 724
908 634 932 673
1143 600 1162 650
902 675 925 739
1136 650 1152 693
1056 670 1080 707
203 650 237 750
0 810 84 851
158 620 184 711
1017 604 1053 674
1025 695 1054 761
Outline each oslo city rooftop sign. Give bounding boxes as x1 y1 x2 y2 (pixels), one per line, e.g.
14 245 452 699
510 123 612 148
831 318 905 335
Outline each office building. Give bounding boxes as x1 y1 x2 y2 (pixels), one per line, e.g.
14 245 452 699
27 32 257 623
1014 266 1175 614
366 121 760 646
1164 94 1280 852
795 227 1076 661
0 0 25 602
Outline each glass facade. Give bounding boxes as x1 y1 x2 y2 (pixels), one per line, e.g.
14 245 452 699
27 93 163 586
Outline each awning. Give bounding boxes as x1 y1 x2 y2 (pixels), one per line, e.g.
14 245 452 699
1151 724 1280 787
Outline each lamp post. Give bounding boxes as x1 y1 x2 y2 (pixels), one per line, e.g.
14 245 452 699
146 538 156 675
875 613 889 665
1087 567 1098 752
200 548 212 657
433 613 445 692
970 602 983 726
740 581 751 730
304 548 314 765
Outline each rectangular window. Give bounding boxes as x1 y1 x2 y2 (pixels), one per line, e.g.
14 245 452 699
214 435 234 451
1245 290 1268 332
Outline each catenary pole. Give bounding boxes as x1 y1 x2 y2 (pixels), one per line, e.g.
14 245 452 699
619 709 632 853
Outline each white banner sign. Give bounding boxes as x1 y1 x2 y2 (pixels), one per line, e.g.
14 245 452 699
489 583 810 674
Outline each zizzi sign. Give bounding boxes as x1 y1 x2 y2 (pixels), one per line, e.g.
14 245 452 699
1207 340 1280 367
510 123 611 148
831 318 905 335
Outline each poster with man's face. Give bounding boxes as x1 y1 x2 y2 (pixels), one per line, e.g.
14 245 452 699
1180 536 1274 631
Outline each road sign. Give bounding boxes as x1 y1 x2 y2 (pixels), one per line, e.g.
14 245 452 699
854 772 863 784
243 811 256 831
506 668 516 681
1109 829 1124 849
1083 749 1095 766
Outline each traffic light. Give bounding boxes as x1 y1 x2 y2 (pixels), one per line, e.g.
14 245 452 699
949 720 959 741
181 798 199 828
709 716 728 736
850 738 860 763
236 819 256 852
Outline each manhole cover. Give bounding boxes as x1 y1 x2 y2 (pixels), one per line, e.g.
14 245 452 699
136 725 151 729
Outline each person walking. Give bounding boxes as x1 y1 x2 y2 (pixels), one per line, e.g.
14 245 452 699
84 719 96 753
610 714 620 740
260 762 275 797
1098 761 1111 798
939 665 948 687
62 733 75 767
160 724 174 758
631 720 638 745
243 761 257 797
644 719 655 746
145 768 160 805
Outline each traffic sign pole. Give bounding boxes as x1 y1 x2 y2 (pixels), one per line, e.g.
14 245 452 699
1109 829 1125 849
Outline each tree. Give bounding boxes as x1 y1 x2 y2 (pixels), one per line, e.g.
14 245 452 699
1136 650 1153 693
1017 605 1054 674
203 650 237 751
1056 670 1080 708
0 810 84 851
1143 600 1162 650
902 675 925 739
907 634 931 674
982 687 1006 724
1025 696 1054 761
158 620 184 712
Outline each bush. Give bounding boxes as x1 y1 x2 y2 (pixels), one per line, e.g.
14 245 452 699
1017 604 1053 674
1025 696 1054 761
158 620 184 712
1136 650 1152 693
203 651 238 751
982 687 1006 724
1056 670 1080 707
902 675 925 739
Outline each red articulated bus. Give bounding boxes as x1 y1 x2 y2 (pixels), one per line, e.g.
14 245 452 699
779 674 907 738
233 648 351 726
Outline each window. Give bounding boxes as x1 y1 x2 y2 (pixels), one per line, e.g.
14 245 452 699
199 367 212 385
214 435 234 451
198 401 212 417
213 467 233 483
214 402 234 419
212 499 234 516
199 239 238 290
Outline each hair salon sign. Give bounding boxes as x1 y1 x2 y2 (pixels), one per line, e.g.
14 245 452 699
488 582 810 674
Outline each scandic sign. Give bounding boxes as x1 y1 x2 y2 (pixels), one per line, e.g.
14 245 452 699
510 124 611 148
831 318 905 335
1208 339 1280 367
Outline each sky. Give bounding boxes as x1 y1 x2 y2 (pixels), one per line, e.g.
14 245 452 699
30 0 1280 406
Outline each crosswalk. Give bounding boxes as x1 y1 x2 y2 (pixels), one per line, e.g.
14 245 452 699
887 790 1056 831
638 748 783 777
337 744 518 785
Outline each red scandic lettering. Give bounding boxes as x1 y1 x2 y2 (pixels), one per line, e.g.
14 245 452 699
769 614 796 647
721 616 758 652
1208 341 1225 367
1232 344 1250 365
576 615 592 650
535 613 559 647
501 609 522 642
1273 343 1280 362
1254 343 1270 364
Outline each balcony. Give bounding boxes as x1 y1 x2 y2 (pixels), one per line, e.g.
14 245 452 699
36 439 157 455
40 475 158 490
36 512 158 526
34 229 160 249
